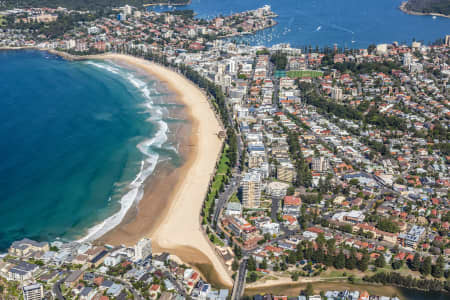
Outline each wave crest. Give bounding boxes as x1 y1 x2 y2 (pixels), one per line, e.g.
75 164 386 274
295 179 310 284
78 61 169 243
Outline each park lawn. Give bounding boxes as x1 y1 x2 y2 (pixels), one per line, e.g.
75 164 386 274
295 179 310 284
217 146 230 175
321 269 347 278
209 232 225 246
202 146 231 223
287 70 323 79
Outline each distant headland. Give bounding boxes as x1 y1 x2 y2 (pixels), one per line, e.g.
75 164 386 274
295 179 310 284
400 0 450 18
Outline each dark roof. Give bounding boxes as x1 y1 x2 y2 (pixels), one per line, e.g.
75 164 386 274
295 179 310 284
101 280 114 288
90 250 108 264
65 270 83 283
80 287 93 296
9 260 38 273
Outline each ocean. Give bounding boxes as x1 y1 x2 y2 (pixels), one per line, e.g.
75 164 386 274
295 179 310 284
0 50 183 250
152 0 450 49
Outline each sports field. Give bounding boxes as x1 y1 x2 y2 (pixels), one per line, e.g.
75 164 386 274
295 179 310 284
287 70 323 78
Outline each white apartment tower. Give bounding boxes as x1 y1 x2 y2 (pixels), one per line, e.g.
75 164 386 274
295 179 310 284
277 162 296 183
228 59 237 74
134 238 152 261
241 172 261 209
403 52 412 67
331 87 343 101
23 284 44 300
312 157 329 172
123 5 132 15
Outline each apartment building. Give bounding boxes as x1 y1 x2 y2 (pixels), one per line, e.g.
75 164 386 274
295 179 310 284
241 172 262 208
312 156 330 172
277 161 296 183
23 283 44 300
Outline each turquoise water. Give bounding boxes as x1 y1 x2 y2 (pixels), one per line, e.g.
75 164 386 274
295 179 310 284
153 0 450 48
0 50 181 249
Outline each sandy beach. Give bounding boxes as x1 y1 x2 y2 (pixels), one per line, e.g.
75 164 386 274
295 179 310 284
86 54 233 287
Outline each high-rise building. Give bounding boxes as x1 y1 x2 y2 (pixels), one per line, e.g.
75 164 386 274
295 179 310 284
331 87 343 101
123 5 132 15
248 152 265 169
134 238 152 261
23 283 44 300
241 172 261 208
312 157 329 172
228 59 237 74
403 52 412 67
277 162 295 183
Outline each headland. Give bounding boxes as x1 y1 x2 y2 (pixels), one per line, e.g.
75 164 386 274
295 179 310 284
400 1 450 19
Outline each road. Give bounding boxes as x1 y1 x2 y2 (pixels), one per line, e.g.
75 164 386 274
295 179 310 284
52 279 65 300
213 173 241 227
271 196 281 221
231 257 248 300
212 112 244 227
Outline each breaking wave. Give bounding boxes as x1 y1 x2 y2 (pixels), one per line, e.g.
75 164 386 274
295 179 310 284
78 61 169 242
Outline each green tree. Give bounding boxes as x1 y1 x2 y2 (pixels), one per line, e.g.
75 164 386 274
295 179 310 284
358 252 370 272
232 259 239 271
234 245 242 259
410 253 421 271
377 218 400 233
392 259 403 270
346 252 357 270
420 256 432 276
247 256 257 272
304 283 314 297
334 251 345 269
288 251 297 265
432 256 444 278
375 254 386 268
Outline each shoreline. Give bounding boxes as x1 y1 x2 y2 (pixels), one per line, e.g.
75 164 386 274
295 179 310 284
84 54 233 287
399 1 450 19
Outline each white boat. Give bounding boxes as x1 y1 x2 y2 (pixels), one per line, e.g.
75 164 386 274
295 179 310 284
432 15 437 19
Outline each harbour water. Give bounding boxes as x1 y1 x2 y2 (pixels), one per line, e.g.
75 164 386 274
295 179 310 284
152 0 450 48
0 50 182 249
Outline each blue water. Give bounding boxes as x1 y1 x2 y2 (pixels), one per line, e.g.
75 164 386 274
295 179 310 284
153 0 450 48
0 50 180 249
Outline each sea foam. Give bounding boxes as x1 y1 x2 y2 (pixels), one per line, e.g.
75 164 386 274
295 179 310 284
78 61 169 243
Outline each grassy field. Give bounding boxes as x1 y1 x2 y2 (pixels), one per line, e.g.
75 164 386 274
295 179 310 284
202 146 231 224
287 70 323 78
208 232 225 246
245 281 404 298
